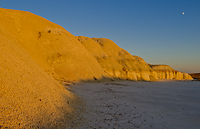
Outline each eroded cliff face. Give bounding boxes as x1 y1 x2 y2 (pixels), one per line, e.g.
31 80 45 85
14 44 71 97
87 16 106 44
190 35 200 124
0 8 191 83
149 65 193 80
77 36 158 81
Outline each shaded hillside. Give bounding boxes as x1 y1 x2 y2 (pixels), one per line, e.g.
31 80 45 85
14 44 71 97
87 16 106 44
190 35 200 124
189 73 200 80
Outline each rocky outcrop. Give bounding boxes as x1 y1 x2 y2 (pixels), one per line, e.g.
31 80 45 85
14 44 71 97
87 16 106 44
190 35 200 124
149 65 193 80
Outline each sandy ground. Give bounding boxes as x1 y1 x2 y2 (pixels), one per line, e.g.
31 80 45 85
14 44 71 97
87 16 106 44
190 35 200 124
69 80 200 129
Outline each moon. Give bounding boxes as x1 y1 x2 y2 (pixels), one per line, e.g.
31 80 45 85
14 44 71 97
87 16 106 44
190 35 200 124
182 12 185 15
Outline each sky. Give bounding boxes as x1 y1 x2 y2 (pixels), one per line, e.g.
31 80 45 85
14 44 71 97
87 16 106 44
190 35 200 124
1 0 200 73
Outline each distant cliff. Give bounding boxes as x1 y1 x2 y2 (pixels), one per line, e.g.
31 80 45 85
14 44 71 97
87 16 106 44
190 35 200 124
189 73 200 80
77 36 192 81
149 65 193 80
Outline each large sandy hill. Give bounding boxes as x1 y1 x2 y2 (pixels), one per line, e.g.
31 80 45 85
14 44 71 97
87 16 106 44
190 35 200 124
0 8 97 128
0 17 82 128
0 8 105 82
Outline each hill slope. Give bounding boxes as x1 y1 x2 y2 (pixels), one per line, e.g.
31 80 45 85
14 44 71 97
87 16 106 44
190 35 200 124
0 20 81 128
0 8 105 82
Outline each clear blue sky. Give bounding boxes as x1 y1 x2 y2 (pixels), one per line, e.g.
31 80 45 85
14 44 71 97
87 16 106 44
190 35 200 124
1 0 200 73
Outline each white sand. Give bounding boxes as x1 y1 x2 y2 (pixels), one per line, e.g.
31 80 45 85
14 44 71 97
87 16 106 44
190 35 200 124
71 80 200 129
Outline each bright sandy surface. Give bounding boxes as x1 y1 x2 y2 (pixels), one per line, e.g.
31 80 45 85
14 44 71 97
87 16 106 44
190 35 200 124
70 80 200 129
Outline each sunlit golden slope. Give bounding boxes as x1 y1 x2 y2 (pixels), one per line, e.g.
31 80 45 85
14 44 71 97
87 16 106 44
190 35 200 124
92 38 159 81
0 8 105 81
77 36 158 81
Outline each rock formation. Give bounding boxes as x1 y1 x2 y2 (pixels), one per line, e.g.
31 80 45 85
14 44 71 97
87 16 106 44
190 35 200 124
149 65 193 80
0 8 193 128
77 36 158 81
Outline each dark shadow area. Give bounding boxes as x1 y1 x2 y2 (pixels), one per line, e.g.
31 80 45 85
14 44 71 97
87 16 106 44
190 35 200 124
189 73 200 81
62 76 152 88
189 73 200 79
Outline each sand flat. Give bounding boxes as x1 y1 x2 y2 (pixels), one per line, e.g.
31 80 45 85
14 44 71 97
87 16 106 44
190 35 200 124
71 81 200 129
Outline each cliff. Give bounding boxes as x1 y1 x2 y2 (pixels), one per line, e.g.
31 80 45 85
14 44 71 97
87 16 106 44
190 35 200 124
149 65 193 80
77 36 158 81
0 8 193 128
